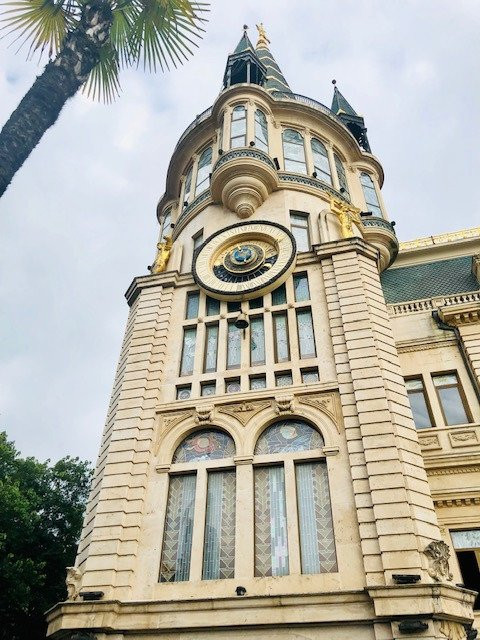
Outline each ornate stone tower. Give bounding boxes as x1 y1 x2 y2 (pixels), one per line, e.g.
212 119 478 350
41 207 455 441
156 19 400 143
47 26 478 640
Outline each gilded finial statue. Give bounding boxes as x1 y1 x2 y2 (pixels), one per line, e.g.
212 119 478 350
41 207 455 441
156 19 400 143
256 23 270 48
149 236 173 274
329 196 362 239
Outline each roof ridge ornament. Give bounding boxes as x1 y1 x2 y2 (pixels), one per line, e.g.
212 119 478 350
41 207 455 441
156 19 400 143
256 22 270 48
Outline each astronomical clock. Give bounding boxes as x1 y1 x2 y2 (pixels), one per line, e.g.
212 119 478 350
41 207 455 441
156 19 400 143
192 221 297 300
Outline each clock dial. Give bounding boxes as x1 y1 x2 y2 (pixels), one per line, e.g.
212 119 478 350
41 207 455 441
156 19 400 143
193 221 297 300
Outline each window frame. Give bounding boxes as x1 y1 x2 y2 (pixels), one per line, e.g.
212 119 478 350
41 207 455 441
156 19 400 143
282 128 307 174
254 108 269 153
290 211 311 252
405 375 435 429
432 371 472 426
360 172 383 217
310 137 332 185
195 146 213 196
230 104 247 149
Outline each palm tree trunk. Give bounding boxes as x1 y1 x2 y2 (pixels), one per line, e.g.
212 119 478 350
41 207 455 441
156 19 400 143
0 1 113 198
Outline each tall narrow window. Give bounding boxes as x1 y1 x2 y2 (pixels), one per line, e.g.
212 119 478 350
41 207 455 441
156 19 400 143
183 166 193 205
159 474 196 582
206 296 220 316
273 312 290 363
290 212 310 251
296 462 337 573
293 273 310 302
180 327 197 376
311 138 332 184
193 230 204 252
433 373 471 425
250 316 265 365
204 323 219 373
160 208 172 241
360 173 382 217
451 529 480 609
334 153 350 198
218 114 224 151
230 105 246 148
185 292 199 319
405 378 433 429
254 109 268 152
283 129 307 174
296 308 316 358
254 466 289 577
203 470 236 580
271 283 287 306
227 322 242 368
195 147 212 195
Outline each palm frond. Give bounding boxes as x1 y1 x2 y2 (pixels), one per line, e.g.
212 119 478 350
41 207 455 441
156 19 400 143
127 0 209 73
1 0 78 58
82 41 121 102
110 3 136 68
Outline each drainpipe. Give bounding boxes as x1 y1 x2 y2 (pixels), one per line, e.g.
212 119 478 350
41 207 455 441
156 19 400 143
432 310 480 405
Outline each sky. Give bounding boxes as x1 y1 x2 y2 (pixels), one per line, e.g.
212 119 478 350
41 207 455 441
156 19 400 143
0 0 479 464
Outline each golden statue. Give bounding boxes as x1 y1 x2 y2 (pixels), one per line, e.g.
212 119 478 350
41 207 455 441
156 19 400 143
329 196 362 239
256 23 270 48
149 236 173 274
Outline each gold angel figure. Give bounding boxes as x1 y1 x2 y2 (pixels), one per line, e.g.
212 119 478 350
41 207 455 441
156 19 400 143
329 196 362 239
256 23 270 47
149 236 173 274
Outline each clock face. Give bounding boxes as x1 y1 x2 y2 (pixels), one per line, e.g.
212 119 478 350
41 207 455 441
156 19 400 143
193 221 297 300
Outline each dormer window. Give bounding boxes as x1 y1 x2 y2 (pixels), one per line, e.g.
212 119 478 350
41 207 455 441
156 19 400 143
230 105 247 148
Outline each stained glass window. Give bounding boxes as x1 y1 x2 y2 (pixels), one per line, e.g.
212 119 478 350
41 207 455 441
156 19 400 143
201 381 216 397
227 300 241 313
225 378 241 393
293 273 310 302
334 153 350 198
360 172 382 217
227 322 242 368
250 316 265 366
204 323 219 373
271 283 287 305
254 466 289 577
250 375 266 390
273 312 290 362
255 420 324 455
202 470 236 579
297 309 316 358
302 369 319 384
255 109 268 152
311 138 332 184
186 292 199 319
275 372 293 387
180 327 196 376
176 385 191 400
159 474 196 582
206 296 220 316
183 166 193 205
296 462 337 573
195 146 212 195
173 429 235 463
290 212 310 252
283 129 307 174
249 296 263 309
231 105 247 148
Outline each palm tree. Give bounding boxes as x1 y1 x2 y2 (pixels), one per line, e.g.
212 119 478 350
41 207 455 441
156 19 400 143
0 0 208 197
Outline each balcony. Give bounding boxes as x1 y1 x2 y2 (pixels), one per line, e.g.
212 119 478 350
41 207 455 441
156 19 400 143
361 216 398 270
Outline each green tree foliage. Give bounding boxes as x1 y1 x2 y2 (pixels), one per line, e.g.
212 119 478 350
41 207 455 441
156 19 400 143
0 432 92 640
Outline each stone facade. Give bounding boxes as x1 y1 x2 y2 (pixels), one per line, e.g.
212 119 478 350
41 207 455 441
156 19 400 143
47 29 479 640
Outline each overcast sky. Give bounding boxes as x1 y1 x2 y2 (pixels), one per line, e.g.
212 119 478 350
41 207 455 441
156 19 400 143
1 0 479 464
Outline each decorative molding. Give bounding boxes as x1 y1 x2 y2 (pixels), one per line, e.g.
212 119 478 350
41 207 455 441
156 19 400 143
298 393 340 432
388 291 480 317
435 496 480 508
449 429 479 448
218 400 271 426
396 338 456 353
399 227 480 251
424 540 453 582
195 405 214 424
439 301 480 326
323 446 340 457
160 411 194 432
155 463 171 474
275 395 294 414
418 434 441 450
66 567 82 601
427 465 480 477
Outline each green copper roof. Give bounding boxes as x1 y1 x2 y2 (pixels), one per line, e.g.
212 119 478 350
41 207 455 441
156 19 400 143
234 31 255 54
331 85 358 116
255 44 291 93
381 256 479 304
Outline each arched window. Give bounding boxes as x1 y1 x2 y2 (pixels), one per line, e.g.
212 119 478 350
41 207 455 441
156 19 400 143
218 114 224 152
195 146 212 195
253 420 336 577
254 109 268 152
282 129 307 174
159 429 236 583
334 153 350 198
360 172 382 217
311 138 332 184
160 207 172 241
230 105 246 148
183 165 193 206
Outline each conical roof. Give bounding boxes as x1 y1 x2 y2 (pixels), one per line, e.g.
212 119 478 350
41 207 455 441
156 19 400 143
254 23 291 93
331 84 358 116
233 30 256 55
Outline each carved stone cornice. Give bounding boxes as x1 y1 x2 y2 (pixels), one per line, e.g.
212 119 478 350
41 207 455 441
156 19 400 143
217 400 271 426
438 301 480 326
314 237 379 264
297 393 340 432
125 270 182 305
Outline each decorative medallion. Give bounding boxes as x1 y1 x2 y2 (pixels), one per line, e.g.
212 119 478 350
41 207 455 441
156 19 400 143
193 221 296 300
424 540 453 582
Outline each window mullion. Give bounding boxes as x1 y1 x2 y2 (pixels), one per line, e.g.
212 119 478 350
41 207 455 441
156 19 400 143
235 462 254 580
189 467 208 581
284 459 301 575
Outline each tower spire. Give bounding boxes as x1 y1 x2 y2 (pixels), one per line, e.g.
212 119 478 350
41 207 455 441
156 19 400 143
254 23 291 94
331 80 371 152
